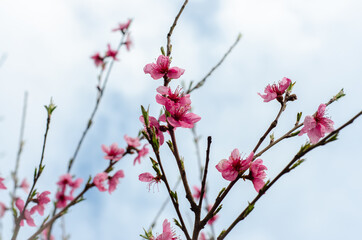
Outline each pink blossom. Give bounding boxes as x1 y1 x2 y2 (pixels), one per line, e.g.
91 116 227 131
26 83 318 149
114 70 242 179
42 228 55 240
216 149 253 181
20 178 30 193
159 103 201 129
0 177 6 190
124 134 141 148
298 104 334 144
124 33 133 51
15 198 36 227
156 86 191 107
139 172 161 191
30 191 51 216
155 219 179 240
102 143 125 161
192 186 205 200
144 55 185 80
207 205 219 225
140 116 164 146
69 178 83 196
56 174 73 191
55 191 73 209
93 172 108 192
250 159 267 192
90 52 104 67
199 232 207 240
258 77 291 102
112 19 132 33
108 170 125 194
0 202 6 218
105 44 118 61
134 144 149 165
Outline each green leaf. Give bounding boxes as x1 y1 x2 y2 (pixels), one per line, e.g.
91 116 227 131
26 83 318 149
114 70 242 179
217 187 226 198
160 46 166 56
141 105 149 128
166 140 174 152
170 191 178 202
173 218 182 230
297 112 302 122
326 133 339 143
290 159 306 171
334 88 346 100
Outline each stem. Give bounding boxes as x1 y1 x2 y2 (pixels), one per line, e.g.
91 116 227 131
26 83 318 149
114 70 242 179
11 92 28 225
217 110 362 239
67 33 127 173
187 34 241 94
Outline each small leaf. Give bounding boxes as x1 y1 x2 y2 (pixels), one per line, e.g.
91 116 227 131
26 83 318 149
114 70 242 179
173 218 182 230
160 46 166 56
217 187 226 198
334 88 346 100
290 159 306 171
297 112 302 122
141 105 149 128
166 140 174 152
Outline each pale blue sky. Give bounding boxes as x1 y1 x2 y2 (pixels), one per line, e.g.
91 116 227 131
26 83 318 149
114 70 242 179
0 0 362 239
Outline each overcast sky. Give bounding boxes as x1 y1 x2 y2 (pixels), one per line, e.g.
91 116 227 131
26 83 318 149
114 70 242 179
1 0 362 239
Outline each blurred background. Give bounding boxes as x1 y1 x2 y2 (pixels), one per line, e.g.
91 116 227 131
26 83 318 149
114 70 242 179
0 0 361 239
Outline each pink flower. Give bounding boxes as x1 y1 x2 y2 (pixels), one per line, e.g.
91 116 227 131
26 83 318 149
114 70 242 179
258 77 291 102
156 86 191 107
101 143 125 161
140 116 164 146
0 202 6 218
108 170 125 194
15 198 36 227
57 174 73 191
42 228 55 240
134 144 149 165
139 172 161 191
112 19 132 33
199 232 207 240
155 219 179 240
216 149 253 181
124 134 141 148
30 191 51 216
144 55 185 80
298 104 334 144
0 177 6 190
207 205 219 225
56 174 82 208
159 103 201 129
192 186 205 200
55 191 73 209
124 33 133 51
105 44 118 61
91 52 104 67
250 159 267 192
20 178 30 193
93 172 108 192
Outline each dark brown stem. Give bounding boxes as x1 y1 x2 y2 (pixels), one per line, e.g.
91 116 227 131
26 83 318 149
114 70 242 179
166 0 189 57
217 110 362 239
187 34 241 94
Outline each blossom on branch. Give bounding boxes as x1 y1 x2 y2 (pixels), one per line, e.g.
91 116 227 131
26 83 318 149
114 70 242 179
112 19 132 33
124 134 141 148
216 149 253 181
156 86 191 107
207 205 219 225
93 170 125 194
192 186 205 200
258 77 291 102
134 144 149 165
124 33 133 51
0 202 6 218
30 191 51 216
250 159 267 192
20 178 30 193
56 174 83 208
140 116 164 146
105 44 119 61
15 198 36 227
0 177 6 190
298 104 334 144
139 172 161 191
91 52 104 67
144 55 185 80
101 143 125 161
150 219 179 240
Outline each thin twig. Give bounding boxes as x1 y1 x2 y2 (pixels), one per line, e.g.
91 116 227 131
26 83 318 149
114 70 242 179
186 34 242 94
217 110 362 240
10 92 28 225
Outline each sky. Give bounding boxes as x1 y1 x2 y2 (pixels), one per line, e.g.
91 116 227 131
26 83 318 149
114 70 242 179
0 0 362 239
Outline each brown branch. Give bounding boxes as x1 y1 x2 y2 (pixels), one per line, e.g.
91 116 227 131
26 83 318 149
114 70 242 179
217 110 362 239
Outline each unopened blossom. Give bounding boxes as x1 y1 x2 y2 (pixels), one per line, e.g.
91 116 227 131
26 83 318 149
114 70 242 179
250 159 267 192
31 191 51 216
154 219 179 240
124 33 133 51
15 198 36 227
192 186 205 200
216 149 253 181
140 116 164 145
0 202 6 218
108 170 125 194
144 55 185 80
298 104 334 144
20 178 30 193
258 77 291 102
90 52 104 67
124 134 141 148
112 19 132 33
0 177 6 190
159 103 201 129
105 44 118 61
139 172 161 191
93 172 108 192
134 144 149 165
102 143 125 161
207 205 219 225
156 86 191 107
